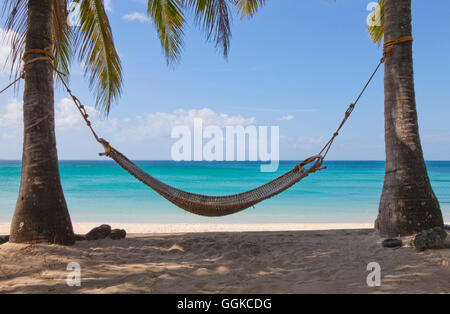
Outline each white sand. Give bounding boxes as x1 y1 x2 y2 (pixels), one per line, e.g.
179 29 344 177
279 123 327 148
0 222 449 294
0 222 374 235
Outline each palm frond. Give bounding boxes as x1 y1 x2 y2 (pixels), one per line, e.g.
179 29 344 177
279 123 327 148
233 0 265 18
148 0 185 63
368 0 384 44
147 0 266 62
52 0 73 86
74 0 122 115
1 0 27 78
185 0 232 58
1 0 74 84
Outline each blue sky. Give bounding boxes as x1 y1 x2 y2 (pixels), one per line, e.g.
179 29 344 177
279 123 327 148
1 0 449 160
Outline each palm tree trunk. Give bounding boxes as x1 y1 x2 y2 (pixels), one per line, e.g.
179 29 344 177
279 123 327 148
375 0 443 236
9 0 75 245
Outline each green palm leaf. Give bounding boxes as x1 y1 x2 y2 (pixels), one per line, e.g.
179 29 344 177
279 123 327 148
185 0 232 58
368 0 384 44
148 0 266 63
148 0 185 63
2 0 73 83
52 0 73 85
185 0 265 57
2 0 265 114
233 0 265 18
74 0 122 115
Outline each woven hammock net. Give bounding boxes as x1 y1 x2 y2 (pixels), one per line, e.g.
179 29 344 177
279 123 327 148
107 146 317 217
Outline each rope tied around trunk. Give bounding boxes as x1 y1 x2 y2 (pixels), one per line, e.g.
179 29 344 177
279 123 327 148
19 48 112 155
22 48 55 74
381 35 413 62
0 47 53 94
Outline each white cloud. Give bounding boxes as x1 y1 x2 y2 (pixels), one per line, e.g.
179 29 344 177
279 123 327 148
277 115 294 121
0 98 21 127
0 28 22 76
0 100 256 144
116 108 256 141
294 109 318 113
0 99 22 141
55 98 101 130
279 134 325 151
104 0 113 12
297 135 324 144
123 12 150 23
0 97 102 130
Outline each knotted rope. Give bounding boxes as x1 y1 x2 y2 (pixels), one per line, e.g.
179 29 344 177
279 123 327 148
20 48 112 155
382 35 413 62
317 35 413 162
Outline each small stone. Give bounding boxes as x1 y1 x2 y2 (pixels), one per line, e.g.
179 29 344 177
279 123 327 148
414 227 448 251
0 235 9 244
382 238 402 248
86 224 111 240
74 234 86 241
109 229 126 240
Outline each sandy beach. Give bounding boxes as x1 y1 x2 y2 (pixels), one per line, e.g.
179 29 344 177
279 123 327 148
0 222 375 235
0 223 449 294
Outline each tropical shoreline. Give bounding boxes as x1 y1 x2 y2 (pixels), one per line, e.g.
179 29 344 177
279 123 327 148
2 221 450 235
1 222 449 294
1 222 377 235
1 228 449 293
0 0 449 295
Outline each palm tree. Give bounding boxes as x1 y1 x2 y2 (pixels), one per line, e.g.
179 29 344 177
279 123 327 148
369 0 444 236
1 0 265 245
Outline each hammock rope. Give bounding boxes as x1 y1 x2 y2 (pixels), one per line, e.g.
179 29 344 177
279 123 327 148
1 36 412 217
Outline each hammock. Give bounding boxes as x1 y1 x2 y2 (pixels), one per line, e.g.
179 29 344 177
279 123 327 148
104 144 323 217
2 37 411 217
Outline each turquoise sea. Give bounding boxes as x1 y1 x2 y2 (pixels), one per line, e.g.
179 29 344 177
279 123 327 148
0 161 449 224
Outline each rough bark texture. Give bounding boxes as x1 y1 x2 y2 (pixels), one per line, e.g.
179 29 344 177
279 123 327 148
9 0 75 245
375 0 443 236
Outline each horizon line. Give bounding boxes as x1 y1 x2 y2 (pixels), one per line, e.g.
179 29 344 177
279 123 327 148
1 159 450 162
